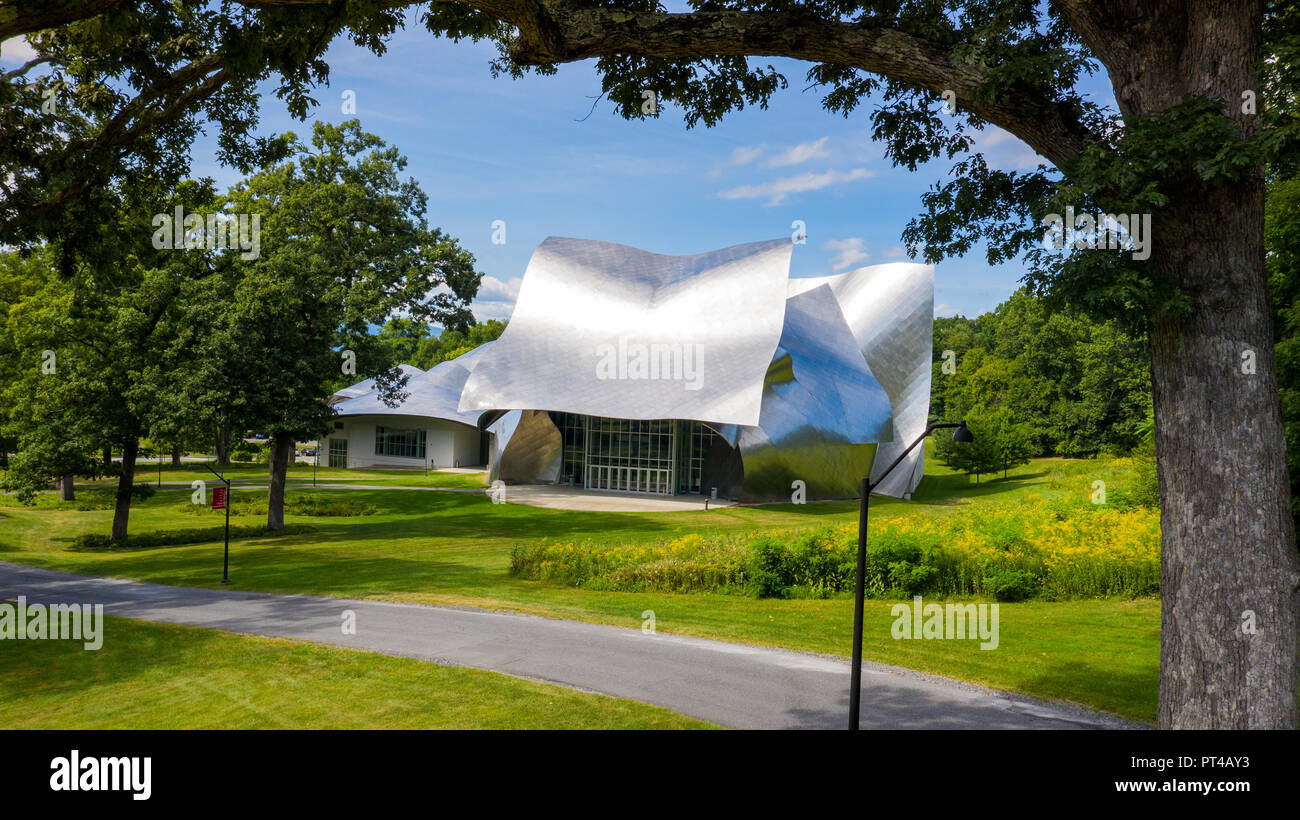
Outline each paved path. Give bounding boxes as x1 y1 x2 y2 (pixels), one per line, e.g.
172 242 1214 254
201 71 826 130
0 562 1136 730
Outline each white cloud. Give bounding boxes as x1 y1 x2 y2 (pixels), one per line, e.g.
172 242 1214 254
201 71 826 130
824 238 870 271
469 275 521 321
934 303 962 318
475 274 521 302
471 301 516 322
708 144 763 178
882 245 909 259
765 137 830 168
0 37 37 63
717 167 876 206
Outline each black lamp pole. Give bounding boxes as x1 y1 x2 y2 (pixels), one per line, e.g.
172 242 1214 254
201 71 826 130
201 461 232 584
849 419 972 731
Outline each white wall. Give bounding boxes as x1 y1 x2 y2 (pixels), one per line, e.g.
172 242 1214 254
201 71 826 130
327 414 482 469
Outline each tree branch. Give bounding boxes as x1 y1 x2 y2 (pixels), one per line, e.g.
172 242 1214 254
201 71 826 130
476 2 1098 168
2 0 1100 168
0 0 129 41
27 64 233 220
0 54 50 81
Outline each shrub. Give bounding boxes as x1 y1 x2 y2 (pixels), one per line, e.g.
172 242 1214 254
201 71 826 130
229 440 269 463
745 537 792 598
70 523 313 552
987 569 1038 602
129 483 157 502
178 493 375 518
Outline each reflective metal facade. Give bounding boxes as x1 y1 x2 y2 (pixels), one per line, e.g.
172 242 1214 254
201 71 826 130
332 237 934 502
333 345 493 427
710 283 892 501
459 237 793 427
788 262 935 497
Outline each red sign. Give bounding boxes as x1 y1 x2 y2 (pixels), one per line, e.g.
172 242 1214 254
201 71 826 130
212 485 227 510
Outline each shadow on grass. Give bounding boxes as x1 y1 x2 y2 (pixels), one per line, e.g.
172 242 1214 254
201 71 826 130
1022 659 1157 724
911 472 1048 503
61 524 315 553
0 616 230 706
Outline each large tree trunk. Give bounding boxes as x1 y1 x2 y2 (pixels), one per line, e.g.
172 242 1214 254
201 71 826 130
266 433 294 531
1150 176 1300 728
1090 1 1300 730
171 440 183 468
59 473 74 501
110 437 138 541
102 444 112 467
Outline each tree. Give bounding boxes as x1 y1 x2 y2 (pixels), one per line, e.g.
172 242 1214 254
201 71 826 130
6 0 1298 729
1 224 202 539
408 319 507 370
933 290 1152 458
0 1 405 257
190 121 481 531
935 407 1031 484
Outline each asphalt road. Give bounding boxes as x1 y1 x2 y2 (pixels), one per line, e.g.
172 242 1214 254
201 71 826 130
0 562 1137 730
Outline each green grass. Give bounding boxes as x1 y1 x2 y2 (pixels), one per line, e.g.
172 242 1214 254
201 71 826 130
0 616 713 729
73 461 489 489
0 447 1160 722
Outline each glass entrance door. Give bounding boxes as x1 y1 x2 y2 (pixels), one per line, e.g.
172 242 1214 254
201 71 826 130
582 417 675 495
328 437 348 468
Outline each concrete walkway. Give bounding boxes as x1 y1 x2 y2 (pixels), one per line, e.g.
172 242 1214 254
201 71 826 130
0 562 1136 730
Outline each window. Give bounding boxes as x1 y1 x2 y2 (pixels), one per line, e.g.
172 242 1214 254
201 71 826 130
552 412 587 484
375 426 426 459
584 417 676 495
328 438 348 469
686 422 720 494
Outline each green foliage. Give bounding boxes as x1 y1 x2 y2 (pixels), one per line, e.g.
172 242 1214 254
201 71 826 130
409 319 507 370
934 407 1033 480
932 290 1152 459
228 440 269 463
189 120 481 447
128 484 157 503
1266 177 1300 526
987 570 1037 603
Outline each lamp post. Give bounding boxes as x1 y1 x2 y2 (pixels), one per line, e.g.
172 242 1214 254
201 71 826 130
201 461 232 584
848 419 973 731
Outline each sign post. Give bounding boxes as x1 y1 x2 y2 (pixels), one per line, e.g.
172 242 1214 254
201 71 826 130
203 462 232 583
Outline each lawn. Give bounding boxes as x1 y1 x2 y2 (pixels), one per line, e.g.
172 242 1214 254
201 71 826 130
75 461 489 489
0 616 714 729
0 447 1160 722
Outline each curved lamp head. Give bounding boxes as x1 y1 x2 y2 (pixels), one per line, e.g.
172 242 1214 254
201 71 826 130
951 421 974 443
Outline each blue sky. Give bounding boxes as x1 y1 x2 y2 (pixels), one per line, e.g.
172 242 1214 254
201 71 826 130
3 11 1113 325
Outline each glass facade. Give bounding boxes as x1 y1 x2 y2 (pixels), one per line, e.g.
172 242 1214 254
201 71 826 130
551 413 723 496
554 412 587 485
375 426 426 459
680 421 721 494
328 437 348 468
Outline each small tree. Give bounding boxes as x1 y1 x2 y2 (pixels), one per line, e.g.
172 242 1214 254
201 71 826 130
935 409 1032 483
987 409 1036 479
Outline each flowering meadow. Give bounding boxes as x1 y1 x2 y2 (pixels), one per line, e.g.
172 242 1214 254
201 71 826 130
509 495 1161 601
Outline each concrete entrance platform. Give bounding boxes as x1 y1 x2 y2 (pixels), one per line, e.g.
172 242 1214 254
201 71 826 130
503 483 736 512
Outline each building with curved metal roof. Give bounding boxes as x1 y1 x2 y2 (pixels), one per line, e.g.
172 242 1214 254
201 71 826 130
327 237 933 502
